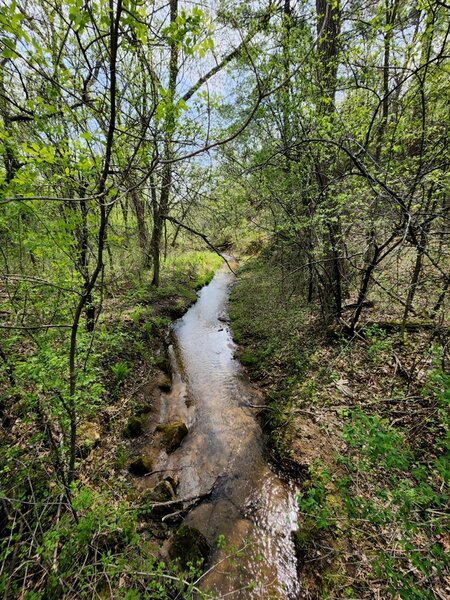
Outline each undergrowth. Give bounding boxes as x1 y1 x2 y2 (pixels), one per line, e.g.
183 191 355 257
0 250 222 599
230 255 450 600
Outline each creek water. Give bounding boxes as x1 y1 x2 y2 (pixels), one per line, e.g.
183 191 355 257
159 262 300 598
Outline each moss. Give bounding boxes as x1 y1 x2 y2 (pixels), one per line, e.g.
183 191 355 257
157 375 172 393
294 523 316 554
134 402 153 416
138 478 179 520
154 354 171 373
165 474 180 491
169 300 189 319
168 525 209 570
156 421 188 452
128 456 154 476
239 350 259 367
122 415 146 438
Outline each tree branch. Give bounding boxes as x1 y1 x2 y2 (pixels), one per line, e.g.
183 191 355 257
163 215 237 275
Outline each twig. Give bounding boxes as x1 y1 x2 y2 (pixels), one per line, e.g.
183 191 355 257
161 509 184 523
50 494 64 574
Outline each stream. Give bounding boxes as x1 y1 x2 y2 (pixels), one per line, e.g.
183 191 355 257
156 262 300 598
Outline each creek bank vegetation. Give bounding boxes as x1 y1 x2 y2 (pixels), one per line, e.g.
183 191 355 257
220 1 450 595
0 248 222 598
230 256 449 599
0 0 254 594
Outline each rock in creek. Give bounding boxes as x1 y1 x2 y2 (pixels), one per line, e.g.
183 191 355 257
142 479 177 503
128 456 154 476
165 474 180 491
157 374 172 393
122 415 146 438
167 525 210 569
134 402 153 416
156 421 188 453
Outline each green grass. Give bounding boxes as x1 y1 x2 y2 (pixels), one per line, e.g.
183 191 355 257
163 250 223 290
230 257 313 384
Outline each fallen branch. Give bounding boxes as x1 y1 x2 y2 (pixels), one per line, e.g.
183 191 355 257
148 487 214 510
130 479 220 515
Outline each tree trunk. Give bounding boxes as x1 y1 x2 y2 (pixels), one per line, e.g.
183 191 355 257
375 0 399 160
315 0 342 320
0 60 22 186
281 0 292 169
131 187 150 266
67 0 122 482
151 0 179 287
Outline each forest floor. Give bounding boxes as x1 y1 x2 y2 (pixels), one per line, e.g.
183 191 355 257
229 255 449 600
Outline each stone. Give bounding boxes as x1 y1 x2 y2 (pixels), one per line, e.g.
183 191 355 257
157 375 172 393
156 421 188 453
122 415 145 438
167 526 210 569
134 402 153 416
128 456 154 476
142 479 176 503
165 474 180 490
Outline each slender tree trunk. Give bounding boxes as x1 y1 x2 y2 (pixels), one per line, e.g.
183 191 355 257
401 189 435 330
432 278 450 317
376 0 399 160
67 0 122 482
151 0 179 287
131 187 150 265
281 0 292 170
79 195 95 333
350 245 381 332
